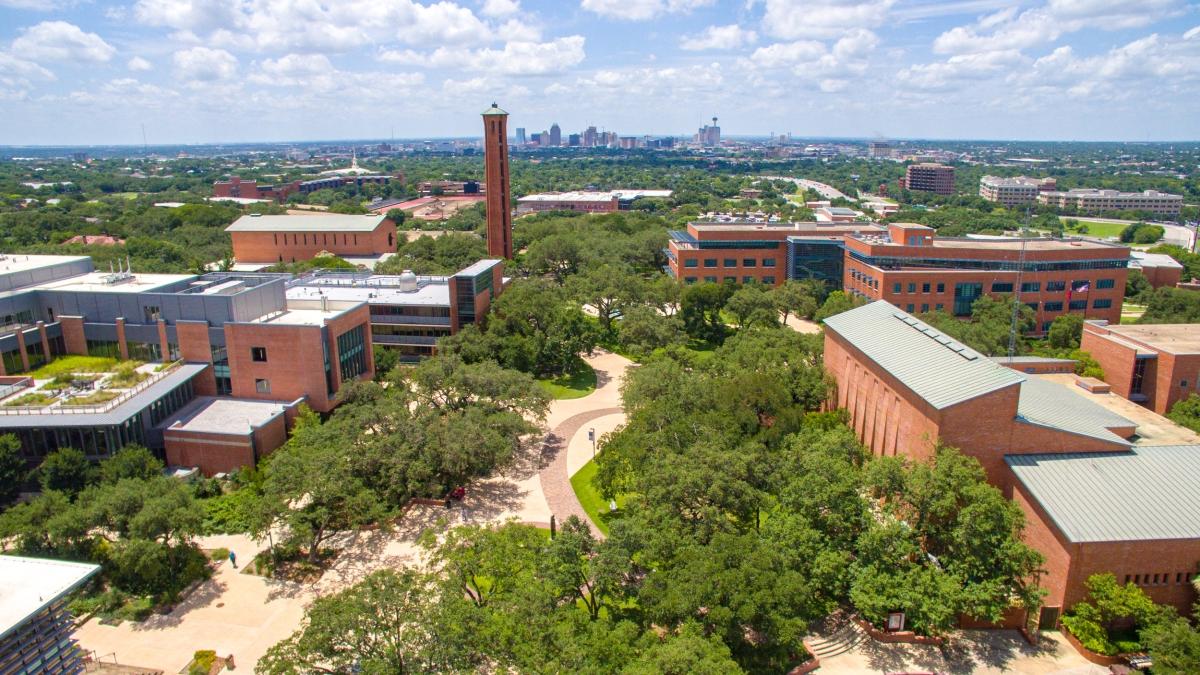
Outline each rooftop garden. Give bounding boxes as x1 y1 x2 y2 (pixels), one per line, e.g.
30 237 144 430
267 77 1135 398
0 356 163 411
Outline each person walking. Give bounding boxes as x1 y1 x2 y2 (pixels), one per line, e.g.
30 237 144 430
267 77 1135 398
229 550 237 568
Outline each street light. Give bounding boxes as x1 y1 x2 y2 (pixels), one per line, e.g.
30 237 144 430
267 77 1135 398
588 428 596 459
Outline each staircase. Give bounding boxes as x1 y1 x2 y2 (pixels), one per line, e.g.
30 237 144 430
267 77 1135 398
805 617 869 660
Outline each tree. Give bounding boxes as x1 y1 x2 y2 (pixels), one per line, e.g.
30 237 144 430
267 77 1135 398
1061 573 1163 655
1141 613 1200 675
257 569 463 674
814 291 865 323
680 281 733 342
1167 394 1200 435
568 264 644 333
38 447 97 497
772 280 822 323
540 516 631 620
1046 313 1084 349
725 283 779 330
100 445 163 484
0 434 25 505
525 233 583 282
1120 222 1165 244
617 305 684 357
384 208 408 228
420 521 543 608
1138 287 1200 324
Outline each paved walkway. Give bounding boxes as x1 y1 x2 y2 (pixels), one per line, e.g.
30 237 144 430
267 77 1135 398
539 407 623 537
815 629 1106 674
785 315 822 334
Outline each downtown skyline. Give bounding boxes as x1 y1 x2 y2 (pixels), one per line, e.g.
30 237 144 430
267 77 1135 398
0 0 1197 145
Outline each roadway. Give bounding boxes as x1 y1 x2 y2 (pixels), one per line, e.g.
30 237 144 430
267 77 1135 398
758 175 849 201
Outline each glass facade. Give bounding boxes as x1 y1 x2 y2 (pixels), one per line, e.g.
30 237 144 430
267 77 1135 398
786 239 846 290
127 341 162 363
848 250 1127 273
954 282 983 316
336 325 368 382
87 339 121 359
210 345 231 395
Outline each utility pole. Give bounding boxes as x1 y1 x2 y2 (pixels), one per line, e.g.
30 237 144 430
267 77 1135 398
1008 237 1028 361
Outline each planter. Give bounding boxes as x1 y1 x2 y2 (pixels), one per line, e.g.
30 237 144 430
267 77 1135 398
1058 624 1125 667
787 639 821 674
852 616 946 646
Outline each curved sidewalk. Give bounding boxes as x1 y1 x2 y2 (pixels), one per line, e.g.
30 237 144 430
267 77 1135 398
539 406 623 538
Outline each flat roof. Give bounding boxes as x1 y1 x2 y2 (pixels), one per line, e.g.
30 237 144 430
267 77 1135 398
226 214 387 233
33 271 192 294
518 189 673 203
287 278 451 307
455 259 503 277
927 238 1125 252
1033 373 1200 446
0 555 100 640
1130 251 1184 270
1016 376 1133 447
1094 323 1200 355
162 396 289 435
1007 445 1200 543
690 222 882 233
823 300 1025 410
0 254 90 276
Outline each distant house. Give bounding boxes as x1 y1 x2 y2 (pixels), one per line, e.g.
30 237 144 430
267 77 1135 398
63 235 125 246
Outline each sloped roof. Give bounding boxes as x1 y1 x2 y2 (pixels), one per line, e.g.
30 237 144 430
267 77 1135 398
1007 445 1200 542
822 300 1024 410
1016 376 1133 447
0 556 99 639
226 214 387 233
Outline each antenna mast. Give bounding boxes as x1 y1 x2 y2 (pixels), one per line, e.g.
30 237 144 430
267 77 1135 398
1007 237 1028 361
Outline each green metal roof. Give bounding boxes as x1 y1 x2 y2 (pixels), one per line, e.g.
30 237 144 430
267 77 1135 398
482 103 508 116
1007 445 1200 542
1016 376 1133 447
822 300 1024 410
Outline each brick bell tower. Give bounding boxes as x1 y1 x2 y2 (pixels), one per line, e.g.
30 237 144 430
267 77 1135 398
482 103 512 259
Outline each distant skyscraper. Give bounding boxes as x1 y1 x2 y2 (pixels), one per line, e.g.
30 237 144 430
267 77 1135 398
583 126 597 147
482 103 512 259
516 127 526 146
697 116 721 146
549 123 562 147
568 133 581 147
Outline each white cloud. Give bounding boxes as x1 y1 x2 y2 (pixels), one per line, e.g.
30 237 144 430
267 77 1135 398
749 40 826 68
680 24 758 51
1182 25 1200 41
172 46 237 82
0 51 54 91
897 49 1026 91
933 0 1187 55
380 35 585 74
127 56 153 72
0 0 67 8
480 0 519 17
135 0 493 52
762 0 895 40
581 0 714 21
748 29 879 81
11 21 116 63
1011 33 1200 98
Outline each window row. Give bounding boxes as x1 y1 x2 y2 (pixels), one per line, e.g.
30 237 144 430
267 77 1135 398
685 258 777 269
1125 572 1194 586
683 276 775 285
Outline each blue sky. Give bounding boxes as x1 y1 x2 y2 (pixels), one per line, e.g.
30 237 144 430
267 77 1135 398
0 0 1198 145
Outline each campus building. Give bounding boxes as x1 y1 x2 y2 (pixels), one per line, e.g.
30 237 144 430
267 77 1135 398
1081 321 1200 416
0 254 373 473
843 223 1129 331
823 300 1200 622
1129 250 1185 288
0 556 100 674
213 174 394 203
226 214 398 266
979 175 1057 206
666 221 885 288
1037 188 1183 217
901 163 955 195
516 189 674 214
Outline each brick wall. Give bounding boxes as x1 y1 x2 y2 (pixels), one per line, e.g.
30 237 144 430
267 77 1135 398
59 315 87 355
176 320 216 396
164 431 255 476
231 220 398 263
225 322 333 411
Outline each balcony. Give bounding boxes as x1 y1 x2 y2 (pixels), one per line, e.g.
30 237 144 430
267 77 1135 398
373 334 439 346
369 314 451 327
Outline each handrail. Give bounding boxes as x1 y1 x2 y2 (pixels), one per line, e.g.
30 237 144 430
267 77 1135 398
0 360 185 416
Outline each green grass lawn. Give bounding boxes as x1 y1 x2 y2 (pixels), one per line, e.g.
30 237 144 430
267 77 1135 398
1060 218 1127 239
569 458 631 535
536 361 597 400
28 355 120 379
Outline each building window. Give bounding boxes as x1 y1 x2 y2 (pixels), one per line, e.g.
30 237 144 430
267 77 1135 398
762 258 776 267
684 259 698 268
907 283 916 293
724 276 736 283
255 378 271 394
743 276 754 284
953 282 983 316
1044 301 1063 312
935 303 943 311
86 339 121 359
1026 302 1039 312
922 283 930 293
1047 281 1066 292
724 258 737 268
251 346 268 362
336 324 369 383
684 277 697 284
906 304 915 312
1097 278 1115 289
936 283 945 293
743 259 757 268
704 276 717 283
1021 282 1041 293
1093 299 1112 309
921 304 929 313
1069 300 1087 310
704 258 717 268
992 282 1014 293
763 276 775 284
143 305 161 323
893 283 902 293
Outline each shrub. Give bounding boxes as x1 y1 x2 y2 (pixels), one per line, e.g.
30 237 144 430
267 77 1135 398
189 650 217 675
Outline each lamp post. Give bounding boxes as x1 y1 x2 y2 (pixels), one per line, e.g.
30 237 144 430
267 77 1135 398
588 428 595 459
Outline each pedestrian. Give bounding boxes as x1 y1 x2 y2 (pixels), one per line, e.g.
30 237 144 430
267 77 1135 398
229 550 237 568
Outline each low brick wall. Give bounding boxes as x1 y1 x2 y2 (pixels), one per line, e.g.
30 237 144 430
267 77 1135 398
787 639 820 674
853 616 946 645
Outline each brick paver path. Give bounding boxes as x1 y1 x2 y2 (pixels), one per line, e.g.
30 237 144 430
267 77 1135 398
538 407 623 538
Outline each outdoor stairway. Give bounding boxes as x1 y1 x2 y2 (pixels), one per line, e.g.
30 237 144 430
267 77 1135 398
806 619 869 660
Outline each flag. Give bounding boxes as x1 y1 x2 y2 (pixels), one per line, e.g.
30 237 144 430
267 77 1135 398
1076 282 1090 293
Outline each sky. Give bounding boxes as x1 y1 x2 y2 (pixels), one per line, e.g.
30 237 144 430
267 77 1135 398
0 0 1198 145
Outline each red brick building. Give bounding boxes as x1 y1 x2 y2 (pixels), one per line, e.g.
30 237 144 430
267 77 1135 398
212 177 298 202
1130 251 1185 289
1081 321 1200 416
902 163 955 195
226 214 398 265
163 397 296 476
845 223 1129 332
823 300 1200 623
